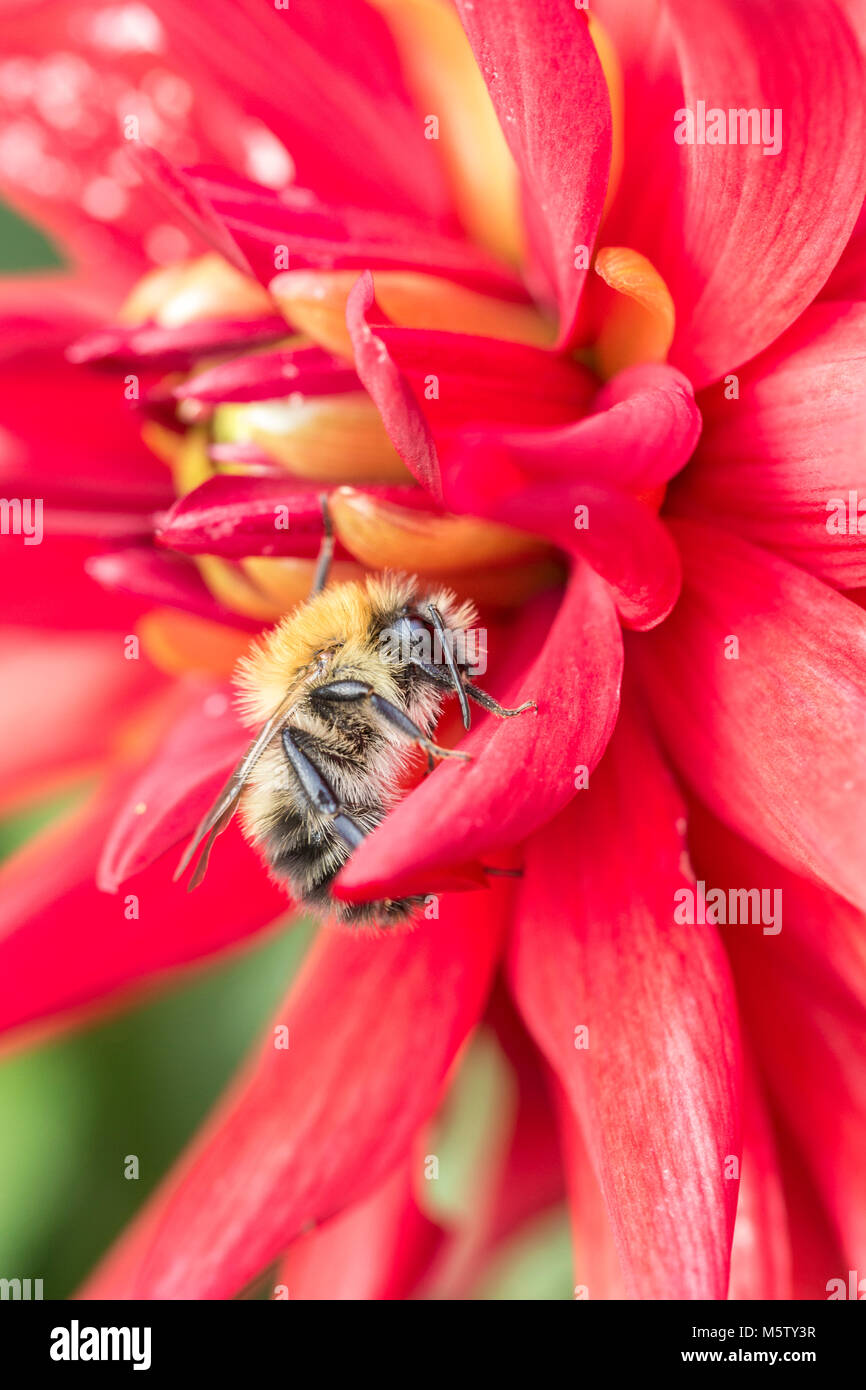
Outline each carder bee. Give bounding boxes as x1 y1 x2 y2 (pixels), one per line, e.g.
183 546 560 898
176 507 535 923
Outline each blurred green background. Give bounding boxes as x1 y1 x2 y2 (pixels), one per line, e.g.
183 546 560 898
0 204 572 1300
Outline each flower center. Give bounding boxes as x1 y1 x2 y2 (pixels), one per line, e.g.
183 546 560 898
119 253 566 649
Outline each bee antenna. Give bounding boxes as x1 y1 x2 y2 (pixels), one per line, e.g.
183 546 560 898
427 602 472 730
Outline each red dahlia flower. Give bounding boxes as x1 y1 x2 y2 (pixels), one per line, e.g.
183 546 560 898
1 0 865 1301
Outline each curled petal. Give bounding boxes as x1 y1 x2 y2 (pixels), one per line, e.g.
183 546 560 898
370 324 594 429
443 468 682 631
345 271 594 495
346 272 441 496
446 363 700 500
593 246 676 377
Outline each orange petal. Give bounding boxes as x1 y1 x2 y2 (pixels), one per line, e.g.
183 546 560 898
239 556 367 616
137 609 253 680
140 419 184 471
371 0 523 264
120 253 273 327
270 269 554 359
593 247 676 377
195 555 281 622
172 426 214 497
212 394 412 483
329 486 550 574
589 13 625 219
438 556 565 610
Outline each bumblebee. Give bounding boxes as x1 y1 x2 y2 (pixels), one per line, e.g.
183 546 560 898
176 521 534 923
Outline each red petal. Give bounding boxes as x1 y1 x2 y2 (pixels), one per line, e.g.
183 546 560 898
97 684 248 892
555 1088 627 1300
345 272 440 497
722 911 866 1273
0 301 169 495
778 1138 850 1300
450 363 700 495
0 533 153 632
0 2 285 280
190 173 525 298
177 344 359 404
0 785 286 1041
453 0 611 345
372 323 595 429
597 0 866 386
728 1061 792 1300
633 521 866 912
146 0 453 222
85 546 260 630
443 469 682 631
485 990 566 1245
276 1165 441 1301
123 144 254 277
157 476 425 559
425 991 566 1299
672 302 866 589
0 628 163 812
336 565 623 902
345 271 595 498
688 801 866 1020
81 889 504 1298
693 815 866 1271
822 201 866 301
67 313 287 369
507 702 742 1299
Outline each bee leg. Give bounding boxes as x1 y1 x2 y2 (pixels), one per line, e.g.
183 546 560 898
332 812 367 850
463 681 536 719
280 726 368 852
310 492 334 596
369 693 471 763
313 680 471 765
